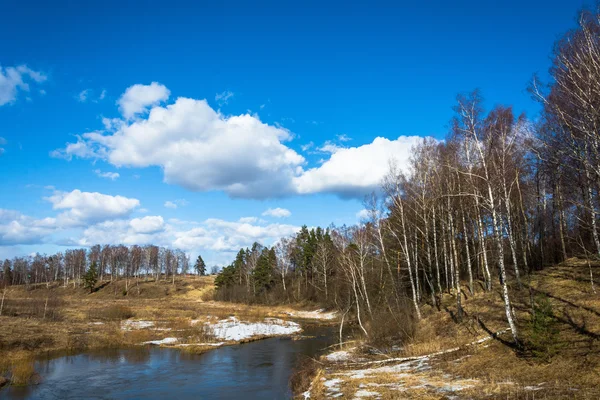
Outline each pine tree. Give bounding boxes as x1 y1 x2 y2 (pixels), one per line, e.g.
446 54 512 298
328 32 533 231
194 255 206 276
83 262 98 293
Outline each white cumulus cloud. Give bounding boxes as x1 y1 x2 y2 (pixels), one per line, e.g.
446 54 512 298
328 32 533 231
293 136 427 198
117 82 170 119
129 216 165 234
55 83 431 199
56 87 305 198
0 209 57 245
45 189 140 227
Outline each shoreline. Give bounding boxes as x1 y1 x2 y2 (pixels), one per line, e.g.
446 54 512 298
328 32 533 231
0 276 339 388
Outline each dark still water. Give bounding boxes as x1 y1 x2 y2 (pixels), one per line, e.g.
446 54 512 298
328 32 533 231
3 326 335 400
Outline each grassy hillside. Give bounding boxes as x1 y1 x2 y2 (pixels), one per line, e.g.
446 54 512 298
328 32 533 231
303 258 600 399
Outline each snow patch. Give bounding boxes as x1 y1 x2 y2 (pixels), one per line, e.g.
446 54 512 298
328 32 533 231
353 389 380 398
121 320 154 330
176 342 225 347
326 350 353 362
207 317 301 341
143 337 178 345
344 358 430 379
323 378 343 397
285 309 338 320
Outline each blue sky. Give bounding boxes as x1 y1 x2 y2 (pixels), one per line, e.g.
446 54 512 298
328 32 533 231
0 0 588 265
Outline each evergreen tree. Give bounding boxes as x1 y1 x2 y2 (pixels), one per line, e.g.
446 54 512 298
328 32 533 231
83 262 98 293
252 248 275 293
215 264 236 288
194 255 206 276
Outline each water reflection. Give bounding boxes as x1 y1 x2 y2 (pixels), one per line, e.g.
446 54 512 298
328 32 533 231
3 326 335 400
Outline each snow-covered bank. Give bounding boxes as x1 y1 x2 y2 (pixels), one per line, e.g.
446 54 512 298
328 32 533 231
208 316 302 341
143 337 178 345
176 342 225 347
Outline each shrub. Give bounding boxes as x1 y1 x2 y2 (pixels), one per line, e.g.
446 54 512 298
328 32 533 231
527 294 561 361
366 299 417 348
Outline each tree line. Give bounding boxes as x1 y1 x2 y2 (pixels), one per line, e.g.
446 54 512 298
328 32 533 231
0 244 211 290
214 8 600 345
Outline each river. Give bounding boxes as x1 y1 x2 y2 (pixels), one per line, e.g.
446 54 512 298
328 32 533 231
3 325 335 399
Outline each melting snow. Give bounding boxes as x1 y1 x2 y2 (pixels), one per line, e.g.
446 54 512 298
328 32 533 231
326 350 353 362
143 337 178 345
353 389 380 398
121 320 155 330
285 309 338 320
207 317 301 341
344 358 431 379
176 342 225 347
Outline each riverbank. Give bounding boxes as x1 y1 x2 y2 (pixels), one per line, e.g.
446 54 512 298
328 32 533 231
301 259 600 399
0 276 338 388
3 325 339 400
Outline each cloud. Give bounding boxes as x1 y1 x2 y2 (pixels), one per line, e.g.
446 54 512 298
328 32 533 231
317 141 344 154
68 215 299 255
356 209 370 221
118 82 170 119
164 199 189 209
77 89 107 103
262 207 291 218
45 189 140 227
56 87 305 198
337 134 351 142
76 89 89 102
129 216 165 234
0 209 57 245
215 90 234 106
293 136 428 198
0 64 47 106
94 169 120 180
1 202 299 266
77 219 169 247
0 137 5 155
301 142 314 152
55 83 430 199
174 218 299 252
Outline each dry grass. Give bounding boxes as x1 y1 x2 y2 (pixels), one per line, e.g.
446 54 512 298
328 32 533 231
8 354 35 386
307 258 600 399
0 274 321 388
87 304 135 321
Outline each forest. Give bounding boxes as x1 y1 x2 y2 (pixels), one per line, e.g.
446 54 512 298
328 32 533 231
212 8 600 348
2 5 600 354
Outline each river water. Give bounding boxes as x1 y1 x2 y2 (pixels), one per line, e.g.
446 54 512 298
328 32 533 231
3 325 335 400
